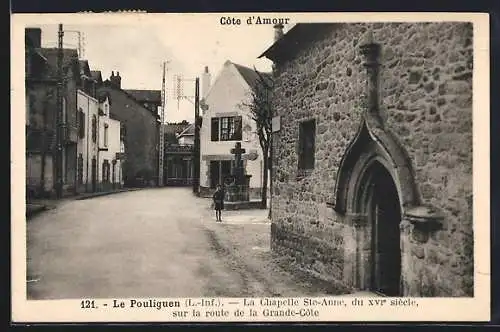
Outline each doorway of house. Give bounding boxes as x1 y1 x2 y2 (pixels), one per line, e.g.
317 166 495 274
363 161 402 296
209 160 232 188
91 157 97 192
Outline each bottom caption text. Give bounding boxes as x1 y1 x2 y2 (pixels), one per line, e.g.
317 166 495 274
79 297 420 320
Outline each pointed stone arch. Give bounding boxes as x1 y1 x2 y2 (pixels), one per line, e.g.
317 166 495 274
332 113 421 216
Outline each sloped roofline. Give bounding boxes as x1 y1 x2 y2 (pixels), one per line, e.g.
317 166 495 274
101 80 160 119
176 123 194 138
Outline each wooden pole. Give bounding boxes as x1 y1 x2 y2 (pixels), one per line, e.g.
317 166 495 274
193 77 200 195
55 24 64 199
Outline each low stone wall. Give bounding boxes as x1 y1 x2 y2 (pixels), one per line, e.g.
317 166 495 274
199 186 263 200
271 221 353 292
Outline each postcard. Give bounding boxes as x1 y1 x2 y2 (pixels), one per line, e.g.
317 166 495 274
12 12 490 322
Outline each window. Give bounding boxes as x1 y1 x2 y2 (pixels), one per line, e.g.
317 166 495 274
78 109 85 138
104 124 109 147
91 115 97 143
211 116 242 142
211 118 219 141
102 160 110 182
298 119 316 171
77 153 84 185
62 97 67 123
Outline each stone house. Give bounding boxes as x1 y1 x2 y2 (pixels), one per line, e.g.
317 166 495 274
261 22 473 297
199 61 271 198
25 27 80 199
97 72 160 187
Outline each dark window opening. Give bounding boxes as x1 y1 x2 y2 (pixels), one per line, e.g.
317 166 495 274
211 117 219 141
298 119 316 171
212 116 243 142
77 153 84 185
91 115 97 143
78 109 85 138
102 160 110 182
209 160 232 188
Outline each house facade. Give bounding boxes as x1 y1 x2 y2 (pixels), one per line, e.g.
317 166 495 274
76 82 99 193
25 27 80 199
199 61 269 198
75 63 124 193
97 72 160 187
164 122 194 186
262 23 473 297
97 93 124 190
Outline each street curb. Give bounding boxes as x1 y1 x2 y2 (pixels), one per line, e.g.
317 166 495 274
26 205 48 219
26 188 144 219
74 188 143 201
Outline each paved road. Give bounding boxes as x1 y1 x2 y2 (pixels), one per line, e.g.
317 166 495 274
27 187 335 300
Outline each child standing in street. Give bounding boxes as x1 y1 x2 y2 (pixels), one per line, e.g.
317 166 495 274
212 184 224 222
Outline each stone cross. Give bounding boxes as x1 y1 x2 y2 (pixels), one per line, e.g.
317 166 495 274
230 142 246 184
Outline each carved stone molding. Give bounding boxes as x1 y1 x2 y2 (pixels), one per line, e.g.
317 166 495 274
404 205 444 243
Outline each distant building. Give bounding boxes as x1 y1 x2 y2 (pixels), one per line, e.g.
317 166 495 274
163 122 194 186
97 72 160 187
176 123 194 146
25 27 80 199
124 88 161 117
75 60 99 193
97 92 125 190
76 64 124 193
261 22 473 297
198 61 271 198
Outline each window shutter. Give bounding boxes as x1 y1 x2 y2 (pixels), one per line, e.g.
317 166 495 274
79 111 85 138
211 117 219 141
233 116 242 140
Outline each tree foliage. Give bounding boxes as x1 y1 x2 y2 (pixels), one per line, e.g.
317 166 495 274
241 68 273 209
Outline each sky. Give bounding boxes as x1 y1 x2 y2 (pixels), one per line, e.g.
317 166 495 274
34 15 292 123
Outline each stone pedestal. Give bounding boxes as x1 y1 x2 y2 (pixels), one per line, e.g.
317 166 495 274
225 175 252 202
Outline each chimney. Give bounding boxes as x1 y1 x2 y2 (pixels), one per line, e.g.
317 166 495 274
110 71 122 89
273 23 284 42
25 28 42 48
201 66 211 98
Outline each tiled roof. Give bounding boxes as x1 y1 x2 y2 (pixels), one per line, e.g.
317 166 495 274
164 122 190 135
97 91 111 104
100 81 160 119
79 60 91 77
91 70 103 83
177 123 194 137
231 62 272 92
259 23 335 62
38 48 79 78
124 89 161 104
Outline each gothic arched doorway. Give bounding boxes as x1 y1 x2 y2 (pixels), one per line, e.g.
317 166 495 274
358 160 402 296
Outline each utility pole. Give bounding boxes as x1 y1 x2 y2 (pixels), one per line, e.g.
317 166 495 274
193 78 200 195
173 74 200 195
158 61 168 187
64 30 85 59
55 24 64 199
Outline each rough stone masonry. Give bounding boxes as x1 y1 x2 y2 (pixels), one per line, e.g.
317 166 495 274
268 22 473 297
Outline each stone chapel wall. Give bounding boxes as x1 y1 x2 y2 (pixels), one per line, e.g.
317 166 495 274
270 22 473 296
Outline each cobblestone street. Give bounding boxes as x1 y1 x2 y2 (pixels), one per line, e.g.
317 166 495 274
26 187 341 300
